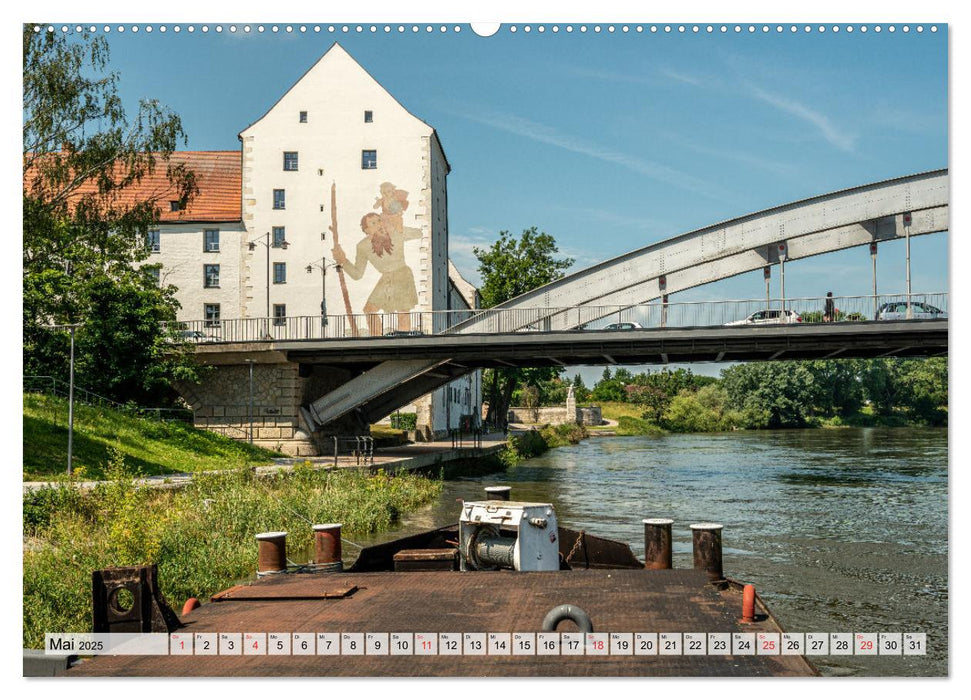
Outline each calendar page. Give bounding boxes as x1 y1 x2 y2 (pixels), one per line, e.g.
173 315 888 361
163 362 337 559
20 1 952 691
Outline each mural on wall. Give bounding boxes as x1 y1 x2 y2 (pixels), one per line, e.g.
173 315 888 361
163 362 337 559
331 181 421 334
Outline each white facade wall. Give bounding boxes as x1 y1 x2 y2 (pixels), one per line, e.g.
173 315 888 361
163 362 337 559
238 44 447 328
147 222 247 322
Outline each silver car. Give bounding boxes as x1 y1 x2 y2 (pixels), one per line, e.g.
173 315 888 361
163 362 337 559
876 301 947 321
724 309 801 326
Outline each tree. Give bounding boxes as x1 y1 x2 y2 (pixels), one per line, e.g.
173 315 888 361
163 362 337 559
721 361 817 428
475 228 574 427
23 25 198 404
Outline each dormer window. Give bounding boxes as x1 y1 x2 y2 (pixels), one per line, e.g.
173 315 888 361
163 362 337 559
169 201 181 212
364 110 373 123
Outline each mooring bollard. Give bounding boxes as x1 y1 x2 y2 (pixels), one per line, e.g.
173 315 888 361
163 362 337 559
256 531 288 576
689 522 724 581
313 523 343 572
642 518 674 570
740 583 756 623
484 485 511 501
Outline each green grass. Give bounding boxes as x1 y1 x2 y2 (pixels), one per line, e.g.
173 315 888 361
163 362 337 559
595 401 645 422
23 461 443 648
614 416 666 437
23 392 282 481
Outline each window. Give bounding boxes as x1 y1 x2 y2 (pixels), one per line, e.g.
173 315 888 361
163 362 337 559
145 267 160 286
204 229 220 252
204 304 221 327
204 264 220 288
362 150 377 169
283 152 299 171
272 226 287 248
364 110 373 123
146 229 160 253
273 189 286 210
299 111 308 123
273 304 287 326
273 262 287 284
169 201 181 212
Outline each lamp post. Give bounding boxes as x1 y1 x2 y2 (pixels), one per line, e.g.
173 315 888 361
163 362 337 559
306 257 340 333
249 232 289 324
244 359 256 444
45 322 81 477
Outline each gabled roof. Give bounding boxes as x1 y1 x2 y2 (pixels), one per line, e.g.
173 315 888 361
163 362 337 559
238 43 450 172
24 151 242 223
448 260 479 309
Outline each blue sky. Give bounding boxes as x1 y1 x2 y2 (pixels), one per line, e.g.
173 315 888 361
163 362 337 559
39 22 949 380
92 25 947 296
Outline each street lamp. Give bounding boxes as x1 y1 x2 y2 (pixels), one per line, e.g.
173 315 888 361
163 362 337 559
306 257 340 328
45 322 82 477
249 232 289 321
244 358 256 444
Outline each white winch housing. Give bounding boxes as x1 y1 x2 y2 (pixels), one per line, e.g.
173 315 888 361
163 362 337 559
458 501 559 572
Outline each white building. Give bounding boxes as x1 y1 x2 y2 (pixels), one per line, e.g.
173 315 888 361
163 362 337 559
141 44 481 439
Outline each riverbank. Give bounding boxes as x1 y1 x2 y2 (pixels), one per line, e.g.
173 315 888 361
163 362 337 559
23 462 443 648
23 392 283 481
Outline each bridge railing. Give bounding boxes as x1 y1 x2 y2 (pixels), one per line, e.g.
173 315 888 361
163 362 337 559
164 292 947 343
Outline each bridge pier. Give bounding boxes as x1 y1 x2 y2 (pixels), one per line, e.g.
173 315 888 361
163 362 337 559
174 361 363 456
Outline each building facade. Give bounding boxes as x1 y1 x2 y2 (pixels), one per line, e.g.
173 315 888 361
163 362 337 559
144 44 480 447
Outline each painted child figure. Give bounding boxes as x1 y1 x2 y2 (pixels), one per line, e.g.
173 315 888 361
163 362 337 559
373 181 409 234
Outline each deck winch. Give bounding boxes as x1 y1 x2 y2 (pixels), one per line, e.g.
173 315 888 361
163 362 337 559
458 500 559 571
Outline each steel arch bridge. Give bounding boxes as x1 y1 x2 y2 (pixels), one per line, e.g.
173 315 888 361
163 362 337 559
281 169 947 432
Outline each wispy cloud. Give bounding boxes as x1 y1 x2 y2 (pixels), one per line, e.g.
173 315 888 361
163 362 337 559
457 110 732 203
664 132 797 177
658 68 703 86
747 85 857 152
565 65 655 85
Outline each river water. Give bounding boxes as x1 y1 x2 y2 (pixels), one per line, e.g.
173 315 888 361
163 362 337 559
353 427 948 677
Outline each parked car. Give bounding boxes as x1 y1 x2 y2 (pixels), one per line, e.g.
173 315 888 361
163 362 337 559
875 301 947 321
174 329 221 343
601 321 644 331
384 329 424 337
515 324 542 333
724 309 801 326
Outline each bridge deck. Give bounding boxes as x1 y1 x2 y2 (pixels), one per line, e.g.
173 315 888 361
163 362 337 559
194 320 947 368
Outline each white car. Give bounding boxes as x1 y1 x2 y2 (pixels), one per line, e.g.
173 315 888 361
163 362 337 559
724 309 801 326
602 321 644 330
876 301 947 321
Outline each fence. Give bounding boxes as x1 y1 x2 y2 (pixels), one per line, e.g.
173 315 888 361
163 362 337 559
164 292 947 343
332 435 374 468
23 376 193 423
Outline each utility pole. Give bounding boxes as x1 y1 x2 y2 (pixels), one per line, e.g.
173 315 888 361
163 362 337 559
245 359 255 444
45 322 81 476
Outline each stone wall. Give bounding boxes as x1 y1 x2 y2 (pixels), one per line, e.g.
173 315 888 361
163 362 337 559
506 405 603 426
175 362 365 456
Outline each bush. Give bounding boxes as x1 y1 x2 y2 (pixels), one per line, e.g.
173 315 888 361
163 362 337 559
389 412 417 430
615 416 665 437
540 423 588 448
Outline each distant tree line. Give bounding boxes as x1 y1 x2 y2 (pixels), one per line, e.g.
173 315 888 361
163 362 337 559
516 358 947 431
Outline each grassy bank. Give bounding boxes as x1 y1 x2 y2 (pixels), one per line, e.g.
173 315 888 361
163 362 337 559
23 392 282 480
23 460 443 648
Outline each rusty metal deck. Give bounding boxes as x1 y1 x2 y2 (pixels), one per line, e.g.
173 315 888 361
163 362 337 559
67 569 816 677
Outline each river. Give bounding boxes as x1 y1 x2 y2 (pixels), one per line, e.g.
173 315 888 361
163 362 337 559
353 427 948 677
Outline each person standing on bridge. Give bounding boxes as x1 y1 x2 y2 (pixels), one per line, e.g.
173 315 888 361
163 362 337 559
824 292 835 323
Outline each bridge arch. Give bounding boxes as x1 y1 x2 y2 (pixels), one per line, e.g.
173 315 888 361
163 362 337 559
296 170 948 431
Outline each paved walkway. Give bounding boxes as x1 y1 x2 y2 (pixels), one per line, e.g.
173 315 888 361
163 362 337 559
23 433 509 493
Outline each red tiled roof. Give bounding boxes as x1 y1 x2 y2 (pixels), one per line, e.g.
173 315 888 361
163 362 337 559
24 151 242 223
